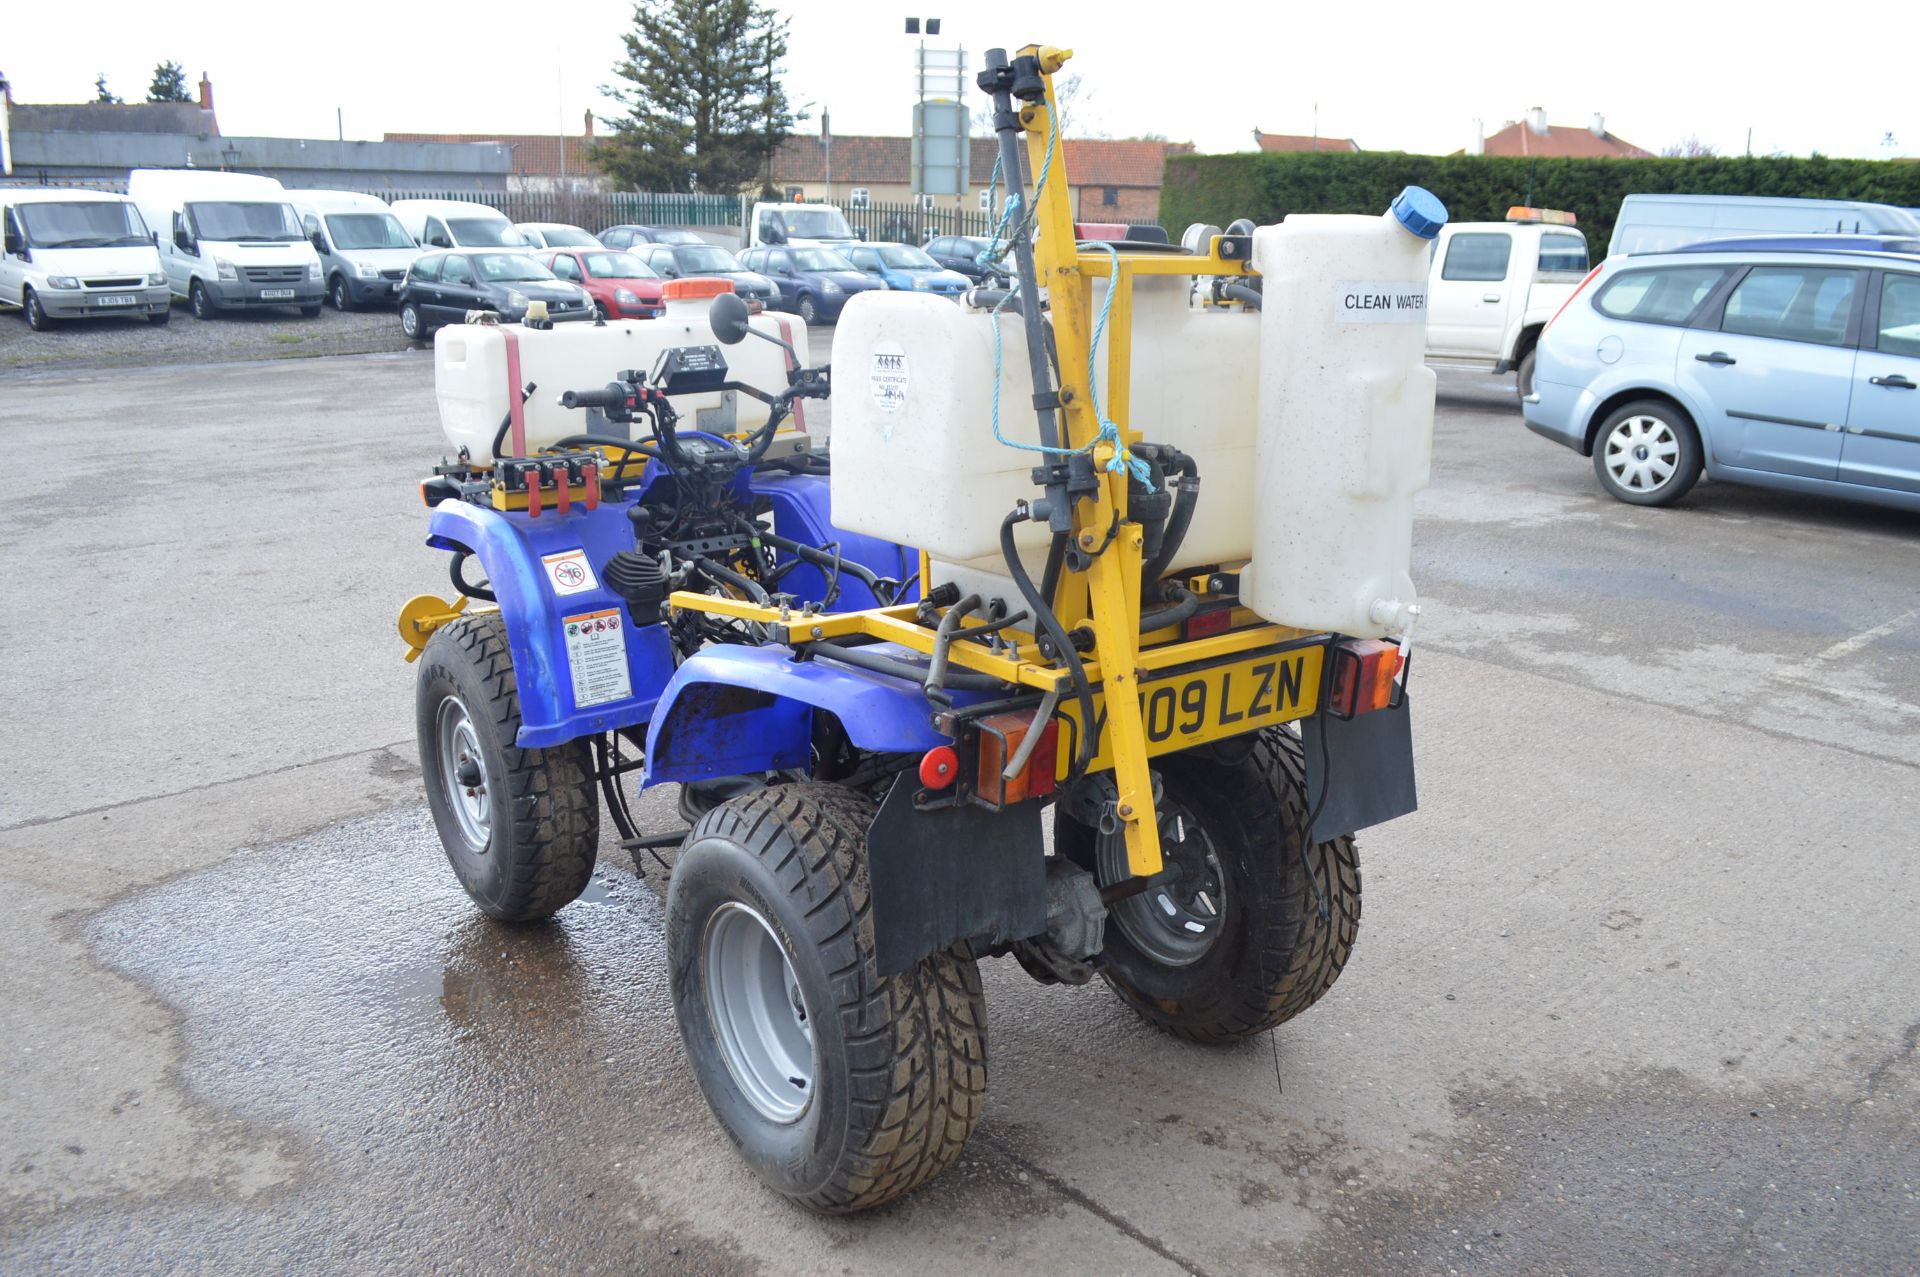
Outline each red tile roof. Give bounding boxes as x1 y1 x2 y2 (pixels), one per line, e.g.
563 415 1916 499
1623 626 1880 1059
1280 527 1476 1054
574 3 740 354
771 134 1191 189
1480 121 1651 159
384 132 595 176
1253 131 1360 153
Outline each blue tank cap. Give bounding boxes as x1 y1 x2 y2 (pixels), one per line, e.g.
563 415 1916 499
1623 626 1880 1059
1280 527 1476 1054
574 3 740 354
1390 185 1448 240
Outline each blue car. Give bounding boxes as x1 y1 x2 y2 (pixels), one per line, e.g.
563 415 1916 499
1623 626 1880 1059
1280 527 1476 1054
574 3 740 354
843 241 972 298
1523 245 1920 511
738 245 884 324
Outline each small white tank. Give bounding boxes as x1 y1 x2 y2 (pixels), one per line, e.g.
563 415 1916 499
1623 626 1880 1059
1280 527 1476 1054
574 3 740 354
434 288 807 460
831 286 1261 605
1241 187 1446 638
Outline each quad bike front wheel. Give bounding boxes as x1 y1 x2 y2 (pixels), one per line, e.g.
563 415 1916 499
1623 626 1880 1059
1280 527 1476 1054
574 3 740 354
1057 727 1361 1043
667 783 987 1213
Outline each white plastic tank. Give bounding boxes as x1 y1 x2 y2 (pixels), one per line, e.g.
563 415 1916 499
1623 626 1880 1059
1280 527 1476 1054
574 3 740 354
1241 187 1446 638
434 283 807 460
831 286 1261 605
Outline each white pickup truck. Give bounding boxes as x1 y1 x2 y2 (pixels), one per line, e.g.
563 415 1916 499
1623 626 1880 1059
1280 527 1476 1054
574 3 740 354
1424 210 1591 400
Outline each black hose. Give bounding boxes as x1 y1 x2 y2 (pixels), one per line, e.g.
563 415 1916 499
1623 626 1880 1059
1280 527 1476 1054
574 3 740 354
1001 508 1097 774
689 555 769 605
1137 582 1199 634
450 550 495 602
805 641 1007 691
1141 452 1201 586
757 529 890 605
923 593 981 705
1221 282 1263 310
1038 530 1066 614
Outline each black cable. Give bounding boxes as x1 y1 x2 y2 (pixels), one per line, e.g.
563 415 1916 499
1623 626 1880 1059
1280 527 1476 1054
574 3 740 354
689 555 769 605
449 550 495 602
1001 508 1096 776
805 641 1006 690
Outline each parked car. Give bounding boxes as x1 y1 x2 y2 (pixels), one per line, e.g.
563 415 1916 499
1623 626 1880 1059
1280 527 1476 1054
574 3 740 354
390 200 529 250
515 222 602 250
1425 210 1591 400
128 168 324 319
1608 195 1920 257
397 249 593 342
1523 245 1920 512
924 234 1009 283
843 241 971 298
737 245 883 323
287 189 419 311
0 187 171 329
629 242 778 307
598 225 705 249
540 247 665 320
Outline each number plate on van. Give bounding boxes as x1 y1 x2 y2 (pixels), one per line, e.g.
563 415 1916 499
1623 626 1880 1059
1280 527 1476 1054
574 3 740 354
260 288 296 300
93 294 138 307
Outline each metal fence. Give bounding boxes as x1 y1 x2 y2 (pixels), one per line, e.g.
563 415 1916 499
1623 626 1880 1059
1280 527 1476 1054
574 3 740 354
845 200 1000 245
363 189 746 233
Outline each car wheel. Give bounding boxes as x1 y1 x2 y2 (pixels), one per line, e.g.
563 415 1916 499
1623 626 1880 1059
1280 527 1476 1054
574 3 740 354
330 275 353 312
23 288 54 332
595 301 611 321
189 280 216 320
1515 347 1537 403
797 294 819 325
1592 399 1703 507
400 302 425 343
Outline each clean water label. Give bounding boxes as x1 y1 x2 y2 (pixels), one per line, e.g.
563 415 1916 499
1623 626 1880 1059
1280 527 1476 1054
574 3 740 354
1333 281 1428 323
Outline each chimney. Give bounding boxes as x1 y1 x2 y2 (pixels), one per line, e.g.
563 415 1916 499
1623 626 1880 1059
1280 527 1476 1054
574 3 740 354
583 108 593 139
198 72 214 113
1526 106 1548 136
1470 118 1484 156
1589 112 1606 139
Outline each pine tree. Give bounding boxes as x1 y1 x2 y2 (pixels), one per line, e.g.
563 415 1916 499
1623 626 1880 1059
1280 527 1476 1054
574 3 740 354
93 74 122 105
146 61 191 104
591 0 798 193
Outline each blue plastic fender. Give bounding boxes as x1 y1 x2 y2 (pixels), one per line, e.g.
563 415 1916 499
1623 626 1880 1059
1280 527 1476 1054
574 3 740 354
642 643 985 787
426 499 676 748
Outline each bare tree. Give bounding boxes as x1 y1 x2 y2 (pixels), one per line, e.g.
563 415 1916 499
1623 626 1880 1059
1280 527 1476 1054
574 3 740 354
1660 135 1718 158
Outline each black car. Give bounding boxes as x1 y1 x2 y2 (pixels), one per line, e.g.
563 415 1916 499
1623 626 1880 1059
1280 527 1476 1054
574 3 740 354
630 243 779 307
924 234 1011 283
599 224 706 249
397 249 593 342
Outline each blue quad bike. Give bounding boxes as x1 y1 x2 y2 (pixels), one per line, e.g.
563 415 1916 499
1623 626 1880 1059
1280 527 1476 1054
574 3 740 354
402 291 1402 1214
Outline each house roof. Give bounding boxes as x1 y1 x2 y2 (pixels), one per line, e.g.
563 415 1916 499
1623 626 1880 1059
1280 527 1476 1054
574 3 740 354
770 134 1191 189
14 102 219 137
383 132 595 177
1253 131 1360 153
1479 121 1651 159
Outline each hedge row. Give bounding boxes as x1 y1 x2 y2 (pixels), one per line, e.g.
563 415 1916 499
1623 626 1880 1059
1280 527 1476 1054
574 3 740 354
1159 152 1920 254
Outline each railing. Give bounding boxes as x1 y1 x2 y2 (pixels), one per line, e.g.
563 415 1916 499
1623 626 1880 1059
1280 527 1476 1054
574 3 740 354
845 201 1000 245
361 189 746 232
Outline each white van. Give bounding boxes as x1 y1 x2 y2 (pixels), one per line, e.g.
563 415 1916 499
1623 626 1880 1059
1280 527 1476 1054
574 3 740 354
0 188 172 330
127 169 325 319
1608 194 1920 257
391 200 529 251
286 189 420 311
749 201 857 249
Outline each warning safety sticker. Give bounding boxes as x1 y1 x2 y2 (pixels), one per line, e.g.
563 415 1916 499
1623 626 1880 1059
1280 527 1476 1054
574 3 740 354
563 609 631 708
870 345 909 415
543 548 598 596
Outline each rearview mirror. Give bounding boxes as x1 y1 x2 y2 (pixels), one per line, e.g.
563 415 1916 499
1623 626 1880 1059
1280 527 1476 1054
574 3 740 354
3 227 20 255
310 232 328 255
174 228 196 254
709 291 751 345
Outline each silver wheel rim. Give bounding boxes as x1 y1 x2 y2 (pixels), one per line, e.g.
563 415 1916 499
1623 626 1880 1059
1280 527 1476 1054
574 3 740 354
1604 414 1680 493
1106 803 1226 966
800 298 816 322
333 280 347 308
434 696 490 851
402 306 419 337
703 901 815 1123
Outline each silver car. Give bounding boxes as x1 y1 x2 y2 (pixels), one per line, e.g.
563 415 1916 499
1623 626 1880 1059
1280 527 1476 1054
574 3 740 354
1523 245 1920 511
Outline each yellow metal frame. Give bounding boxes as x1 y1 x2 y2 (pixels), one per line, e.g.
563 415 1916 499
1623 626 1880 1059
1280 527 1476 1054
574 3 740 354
670 46 1317 879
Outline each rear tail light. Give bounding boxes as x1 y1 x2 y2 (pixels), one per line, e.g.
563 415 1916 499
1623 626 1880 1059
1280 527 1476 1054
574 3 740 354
1544 263 1604 335
975 710 1059 806
1182 607 1234 640
1329 639 1404 717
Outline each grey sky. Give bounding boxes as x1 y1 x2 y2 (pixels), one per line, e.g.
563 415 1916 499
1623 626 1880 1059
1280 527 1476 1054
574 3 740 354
9 0 1913 160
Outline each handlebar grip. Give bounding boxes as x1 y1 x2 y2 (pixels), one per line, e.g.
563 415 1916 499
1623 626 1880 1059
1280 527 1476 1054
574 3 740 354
559 383 629 411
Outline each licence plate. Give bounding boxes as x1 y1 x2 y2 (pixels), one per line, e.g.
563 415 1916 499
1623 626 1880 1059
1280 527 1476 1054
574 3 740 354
93 294 138 307
260 288 296 299
1056 642 1325 777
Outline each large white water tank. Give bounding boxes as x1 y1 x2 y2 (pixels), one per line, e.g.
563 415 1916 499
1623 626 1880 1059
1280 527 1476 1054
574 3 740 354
1241 187 1446 638
434 291 807 460
830 287 1260 605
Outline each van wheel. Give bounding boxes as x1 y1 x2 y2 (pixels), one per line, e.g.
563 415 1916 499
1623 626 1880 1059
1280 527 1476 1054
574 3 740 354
189 281 217 320
401 302 426 343
23 289 55 331
330 275 353 312
1515 347 1537 403
1593 399 1703 507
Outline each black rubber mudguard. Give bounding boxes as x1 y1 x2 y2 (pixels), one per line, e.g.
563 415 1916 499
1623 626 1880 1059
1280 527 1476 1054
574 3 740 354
1301 694 1417 844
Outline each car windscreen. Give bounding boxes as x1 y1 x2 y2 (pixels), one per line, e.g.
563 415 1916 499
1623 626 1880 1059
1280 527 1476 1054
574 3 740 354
584 251 655 279
539 226 600 247
326 213 414 250
876 245 938 269
780 209 853 239
471 253 554 282
676 245 742 272
188 201 305 241
448 218 526 247
791 248 856 271
17 200 151 248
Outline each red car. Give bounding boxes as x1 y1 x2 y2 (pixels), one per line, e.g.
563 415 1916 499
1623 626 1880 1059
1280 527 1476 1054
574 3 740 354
539 248 666 320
